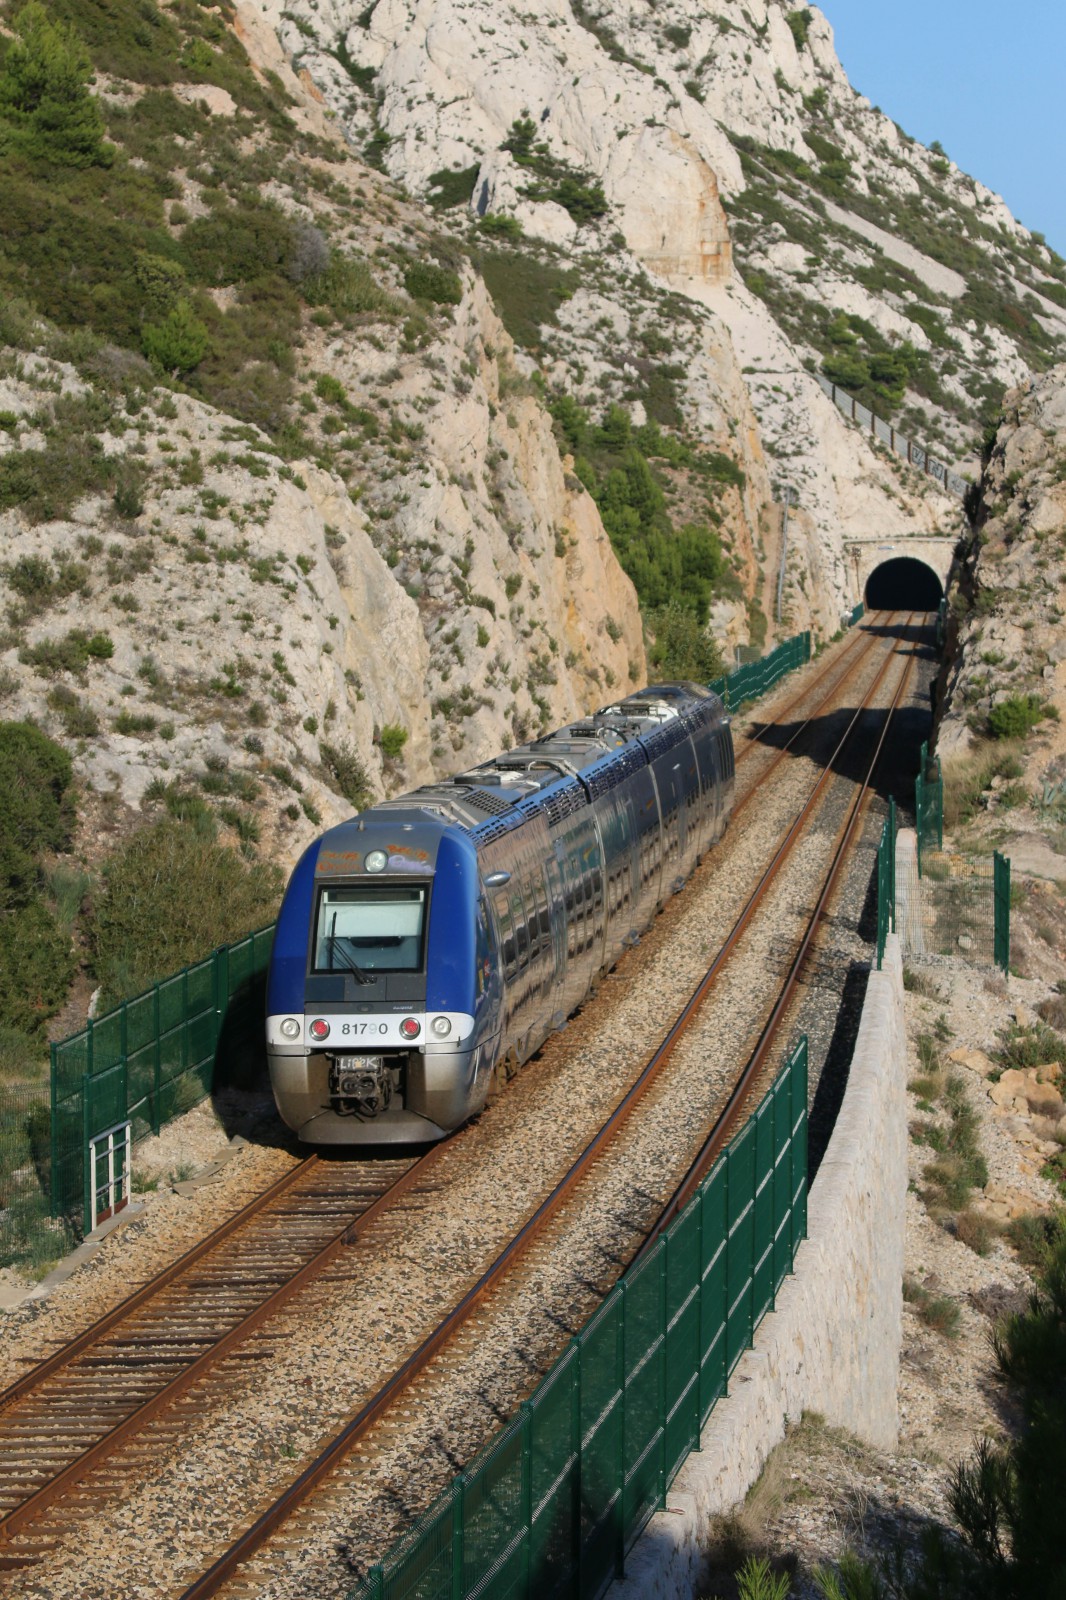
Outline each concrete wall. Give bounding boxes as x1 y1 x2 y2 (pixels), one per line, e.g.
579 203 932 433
610 936 907 1600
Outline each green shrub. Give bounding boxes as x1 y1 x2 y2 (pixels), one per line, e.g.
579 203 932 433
989 693 1049 740
0 2 114 168
20 628 114 678
0 436 113 523
378 723 408 759
90 819 282 1003
303 249 396 319
47 684 100 737
475 246 577 353
903 1275 961 1336
0 898 76 1034
478 212 523 240
0 721 74 909
320 738 372 810
647 601 724 681
786 9 812 50
426 164 480 210
142 298 210 374
403 260 463 306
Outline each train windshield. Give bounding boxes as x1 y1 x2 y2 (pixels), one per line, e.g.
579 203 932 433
312 884 428 974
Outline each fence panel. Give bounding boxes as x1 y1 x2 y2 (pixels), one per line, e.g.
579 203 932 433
707 631 812 716
663 1202 701 1487
816 377 966 500
48 925 276 1234
528 1347 579 1600
724 1123 756 1376
621 1251 665 1547
461 1415 528 1597
348 1041 809 1600
577 1293 625 1592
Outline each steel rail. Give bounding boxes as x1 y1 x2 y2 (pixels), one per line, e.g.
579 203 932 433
730 617 892 817
636 630 917 1255
174 619 915 1600
0 1157 320 1416
733 613 878 772
0 1150 462 1549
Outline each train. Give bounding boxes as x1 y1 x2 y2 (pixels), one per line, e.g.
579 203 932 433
266 683 735 1144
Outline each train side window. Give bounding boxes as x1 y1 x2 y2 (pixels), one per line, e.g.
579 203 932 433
494 887 517 981
475 899 491 999
511 886 530 971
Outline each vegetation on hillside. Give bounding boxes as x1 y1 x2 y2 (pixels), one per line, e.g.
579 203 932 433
0 0 394 444
725 126 1066 453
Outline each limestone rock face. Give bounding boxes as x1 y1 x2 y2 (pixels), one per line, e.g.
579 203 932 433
939 364 1066 763
255 0 1050 638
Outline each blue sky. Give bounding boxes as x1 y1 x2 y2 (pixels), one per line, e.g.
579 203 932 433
819 1 1066 257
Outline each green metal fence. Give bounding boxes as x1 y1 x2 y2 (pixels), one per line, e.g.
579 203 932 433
994 852 1011 973
876 798 897 971
915 742 943 875
50 924 275 1234
708 631 812 714
351 1039 809 1600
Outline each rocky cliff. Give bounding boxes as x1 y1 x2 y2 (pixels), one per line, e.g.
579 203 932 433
938 365 1066 774
0 1 644 881
260 0 1066 633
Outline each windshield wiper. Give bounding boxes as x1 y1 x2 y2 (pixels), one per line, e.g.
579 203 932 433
328 914 373 984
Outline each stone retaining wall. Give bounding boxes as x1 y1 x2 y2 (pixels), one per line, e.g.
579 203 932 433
611 935 907 1600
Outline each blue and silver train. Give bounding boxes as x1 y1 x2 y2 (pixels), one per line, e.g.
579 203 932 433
266 684 734 1144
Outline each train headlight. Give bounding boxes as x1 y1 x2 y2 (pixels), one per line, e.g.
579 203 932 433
280 1017 301 1040
364 849 388 873
399 1017 421 1040
309 1018 330 1041
430 1016 451 1038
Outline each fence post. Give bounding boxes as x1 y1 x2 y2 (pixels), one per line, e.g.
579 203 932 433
615 1278 627 1578
521 1401 533 1589
883 800 889 934
81 1019 95 1235
994 853 1011 973
49 1041 59 1219
152 983 162 1135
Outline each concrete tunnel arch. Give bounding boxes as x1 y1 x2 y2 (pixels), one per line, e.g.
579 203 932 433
864 556 944 611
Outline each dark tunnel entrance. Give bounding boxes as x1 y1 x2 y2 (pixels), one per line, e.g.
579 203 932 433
864 557 944 610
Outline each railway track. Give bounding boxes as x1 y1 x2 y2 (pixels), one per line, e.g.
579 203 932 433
0 613 921 1599
0 1155 437 1567
174 614 919 1600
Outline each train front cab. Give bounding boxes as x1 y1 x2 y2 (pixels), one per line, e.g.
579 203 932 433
267 823 498 1143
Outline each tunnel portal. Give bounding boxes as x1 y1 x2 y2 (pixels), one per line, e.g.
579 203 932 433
864 556 944 610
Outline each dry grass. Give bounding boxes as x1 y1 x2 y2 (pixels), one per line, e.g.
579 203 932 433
954 1207 1001 1257
903 1276 961 1336
942 738 1025 831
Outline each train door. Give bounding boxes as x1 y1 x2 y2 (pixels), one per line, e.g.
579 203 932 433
652 753 684 897
542 850 567 1029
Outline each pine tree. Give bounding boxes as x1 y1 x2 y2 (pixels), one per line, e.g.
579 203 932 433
0 2 113 168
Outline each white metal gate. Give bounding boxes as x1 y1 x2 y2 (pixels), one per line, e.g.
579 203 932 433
89 1121 131 1231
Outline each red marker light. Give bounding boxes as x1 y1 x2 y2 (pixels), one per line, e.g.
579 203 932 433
399 1017 421 1040
309 1018 330 1041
